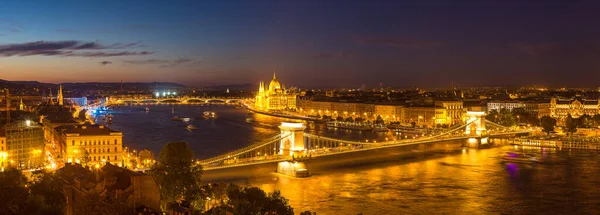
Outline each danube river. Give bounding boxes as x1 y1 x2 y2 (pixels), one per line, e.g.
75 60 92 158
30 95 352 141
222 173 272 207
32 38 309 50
101 104 600 214
98 104 397 159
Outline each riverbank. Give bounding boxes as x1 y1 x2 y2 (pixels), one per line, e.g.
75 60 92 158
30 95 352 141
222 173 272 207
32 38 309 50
246 106 323 122
512 137 600 150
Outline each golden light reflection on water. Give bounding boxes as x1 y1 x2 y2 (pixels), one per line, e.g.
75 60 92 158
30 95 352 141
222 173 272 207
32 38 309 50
241 145 597 214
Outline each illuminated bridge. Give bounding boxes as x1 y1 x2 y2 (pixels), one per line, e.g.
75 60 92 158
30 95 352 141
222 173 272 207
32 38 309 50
199 111 531 173
106 95 244 104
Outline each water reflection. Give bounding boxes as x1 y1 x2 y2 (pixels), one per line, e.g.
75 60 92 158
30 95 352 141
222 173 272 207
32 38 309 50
242 146 600 214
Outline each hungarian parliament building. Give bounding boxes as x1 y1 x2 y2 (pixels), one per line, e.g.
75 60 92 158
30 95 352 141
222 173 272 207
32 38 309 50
254 73 297 111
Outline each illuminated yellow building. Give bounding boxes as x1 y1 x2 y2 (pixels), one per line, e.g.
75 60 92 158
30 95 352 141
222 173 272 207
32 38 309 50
255 72 297 111
3 121 45 169
56 124 123 166
0 130 6 168
551 97 600 120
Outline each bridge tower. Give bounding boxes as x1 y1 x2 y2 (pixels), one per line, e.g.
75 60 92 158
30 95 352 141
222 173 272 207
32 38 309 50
278 122 306 157
277 122 310 177
465 111 486 136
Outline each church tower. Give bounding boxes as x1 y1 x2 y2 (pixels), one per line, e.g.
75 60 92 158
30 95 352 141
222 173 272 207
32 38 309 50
19 97 24 111
48 88 55 105
58 84 64 106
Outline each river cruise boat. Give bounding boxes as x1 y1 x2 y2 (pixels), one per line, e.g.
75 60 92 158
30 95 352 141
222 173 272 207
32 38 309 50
502 152 539 164
203 111 217 119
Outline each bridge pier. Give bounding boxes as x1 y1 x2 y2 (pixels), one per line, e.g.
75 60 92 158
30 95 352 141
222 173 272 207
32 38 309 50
277 122 310 177
466 137 490 148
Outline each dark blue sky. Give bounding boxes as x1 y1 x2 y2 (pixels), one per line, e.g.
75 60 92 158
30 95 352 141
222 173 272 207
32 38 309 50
1 0 599 88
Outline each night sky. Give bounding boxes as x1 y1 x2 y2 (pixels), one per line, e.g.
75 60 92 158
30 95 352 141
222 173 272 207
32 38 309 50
1 0 599 88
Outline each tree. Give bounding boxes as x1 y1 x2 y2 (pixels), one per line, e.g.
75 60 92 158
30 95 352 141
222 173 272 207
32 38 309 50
0 168 29 215
204 184 294 215
74 193 132 215
565 114 578 136
375 115 384 125
335 116 344 121
30 170 66 213
345 117 354 122
540 116 557 136
139 149 156 168
151 142 203 211
79 150 91 167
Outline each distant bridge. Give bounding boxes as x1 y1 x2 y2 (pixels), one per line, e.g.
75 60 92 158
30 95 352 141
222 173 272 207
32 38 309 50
199 111 531 171
107 95 245 104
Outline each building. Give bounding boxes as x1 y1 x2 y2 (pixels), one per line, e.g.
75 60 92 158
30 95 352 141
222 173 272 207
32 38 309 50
434 100 464 125
297 99 378 119
55 124 123 166
0 130 6 168
255 72 297 111
487 101 525 112
374 104 404 122
403 105 440 127
4 120 45 169
60 163 160 215
551 97 600 120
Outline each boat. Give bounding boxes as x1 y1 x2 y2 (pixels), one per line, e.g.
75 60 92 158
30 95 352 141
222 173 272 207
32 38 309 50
246 117 254 122
173 116 191 122
145 107 150 112
172 107 175 113
203 111 216 119
502 152 539 164
186 125 198 130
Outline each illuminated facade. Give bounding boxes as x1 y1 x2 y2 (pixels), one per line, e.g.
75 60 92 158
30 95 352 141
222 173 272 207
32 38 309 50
0 130 6 168
435 101 465 125
255 72 297 111
4 121 45 169
56 124 123 166
551 98 600 119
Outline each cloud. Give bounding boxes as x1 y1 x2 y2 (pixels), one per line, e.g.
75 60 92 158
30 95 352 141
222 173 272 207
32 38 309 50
511 42 600 58
122 58 196 68
99 61 112 65
358 37 444 49
122 59 171 65
0 40 151 57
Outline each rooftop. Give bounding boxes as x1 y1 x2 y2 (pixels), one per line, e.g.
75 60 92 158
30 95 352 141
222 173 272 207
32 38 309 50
56 124 122 136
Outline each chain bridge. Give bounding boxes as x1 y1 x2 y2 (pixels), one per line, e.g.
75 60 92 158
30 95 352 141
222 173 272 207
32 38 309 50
107 95 244 104
198 111 530 174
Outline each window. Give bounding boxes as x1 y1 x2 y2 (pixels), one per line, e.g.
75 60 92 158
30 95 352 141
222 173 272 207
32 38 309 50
107 156 110 161
107 148 110 153
72 140 75 146
114 139 117 145
114 147 117 152
93 149 96 153
114 156 117 160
